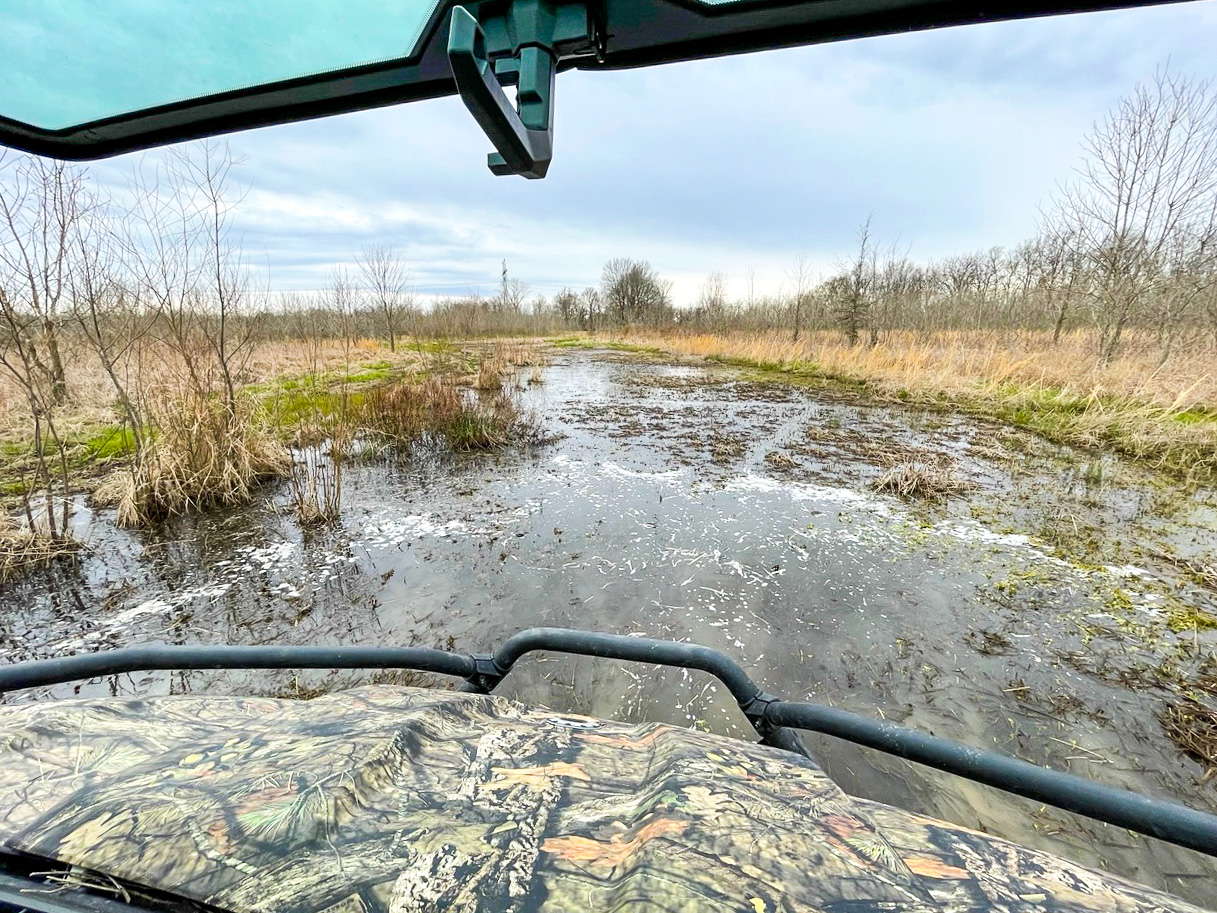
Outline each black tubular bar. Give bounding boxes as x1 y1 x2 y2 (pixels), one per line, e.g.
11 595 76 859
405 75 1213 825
457 627 811 756
765 702 1217 858
0 645 475 693
0 628 1215 856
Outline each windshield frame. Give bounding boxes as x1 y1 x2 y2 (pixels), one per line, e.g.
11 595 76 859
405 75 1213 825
0 0 1191 160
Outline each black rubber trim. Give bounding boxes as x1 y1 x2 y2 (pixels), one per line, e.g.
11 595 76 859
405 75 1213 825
765 700 1217 858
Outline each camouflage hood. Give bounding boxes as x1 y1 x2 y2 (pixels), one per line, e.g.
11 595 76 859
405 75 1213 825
0 685 1206 913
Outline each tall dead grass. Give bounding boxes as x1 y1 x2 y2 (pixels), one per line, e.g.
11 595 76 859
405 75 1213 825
0 511 78 580
474 350 508 392
611 328 1217 480
288 442 346 528
95 393 290 526
360 376 533 451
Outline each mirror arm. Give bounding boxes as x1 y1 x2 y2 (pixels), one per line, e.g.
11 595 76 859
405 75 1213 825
447 2 593 179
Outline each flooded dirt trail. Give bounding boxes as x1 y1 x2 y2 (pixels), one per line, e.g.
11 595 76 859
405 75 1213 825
2 348 1216 904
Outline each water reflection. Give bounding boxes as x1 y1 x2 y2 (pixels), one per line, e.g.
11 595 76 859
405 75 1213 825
1 351 1215 903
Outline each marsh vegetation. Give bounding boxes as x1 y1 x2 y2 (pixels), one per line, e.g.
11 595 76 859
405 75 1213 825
1 64 1216 905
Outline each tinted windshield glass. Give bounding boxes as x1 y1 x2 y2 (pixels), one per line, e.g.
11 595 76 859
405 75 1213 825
0 0 442 130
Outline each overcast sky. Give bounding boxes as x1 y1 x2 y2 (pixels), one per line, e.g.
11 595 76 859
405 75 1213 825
87 1 1217 307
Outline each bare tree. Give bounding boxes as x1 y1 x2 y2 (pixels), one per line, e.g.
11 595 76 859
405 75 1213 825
553 287 580 325
786 256 815 343
357 243 414 351
1153 210 1217 362
0 155 86 406
1054 68 1217 362
579 287 601 331
872 244 919 346
696 271 729 327
124 140 257 413
177 141 257 414
1029 219 1086 344
0 155 96 541
834 219 876 345
601 259 672 325
501 278 530 314
69 194 151 450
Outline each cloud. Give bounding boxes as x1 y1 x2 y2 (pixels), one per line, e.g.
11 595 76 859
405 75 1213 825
87 1 1217 305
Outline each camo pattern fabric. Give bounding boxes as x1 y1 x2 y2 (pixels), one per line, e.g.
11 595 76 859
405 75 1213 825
0 686 1207 913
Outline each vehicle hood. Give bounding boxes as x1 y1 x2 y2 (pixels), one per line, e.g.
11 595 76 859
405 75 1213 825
0 685 1205 913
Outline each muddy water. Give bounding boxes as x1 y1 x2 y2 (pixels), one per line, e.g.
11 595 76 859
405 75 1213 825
2 350 1216 904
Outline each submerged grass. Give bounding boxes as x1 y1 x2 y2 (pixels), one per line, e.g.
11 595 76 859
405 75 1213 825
1159 698 1217 778
873 454 973 502
605 329 1217 483
0 512 79 581
360 376 536 451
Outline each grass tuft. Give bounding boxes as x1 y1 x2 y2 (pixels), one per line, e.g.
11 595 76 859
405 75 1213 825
95 393 291 527
0 512 79 581
360 377 538 451
873 455 973 501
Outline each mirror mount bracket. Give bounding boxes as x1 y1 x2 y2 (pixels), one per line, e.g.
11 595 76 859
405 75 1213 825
448 1 596 179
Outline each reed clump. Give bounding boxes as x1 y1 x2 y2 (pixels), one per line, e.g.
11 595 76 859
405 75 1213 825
0 513 78 581
873 454 973 501
288 442 346 528
95 393 291 527
360 376 535 451
474 350 509 392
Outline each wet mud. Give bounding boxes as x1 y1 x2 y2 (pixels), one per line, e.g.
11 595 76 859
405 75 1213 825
1 349 1215 904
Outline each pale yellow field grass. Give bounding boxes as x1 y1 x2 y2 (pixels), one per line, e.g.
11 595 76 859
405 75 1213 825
607 328 1217 480
0 337 414 445
614 328 1216 409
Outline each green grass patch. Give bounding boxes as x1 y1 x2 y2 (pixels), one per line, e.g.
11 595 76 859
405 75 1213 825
1174 405 1216 425
342 360 396 384
79 425 138 461
1167 602 1217 633
260 387 365 430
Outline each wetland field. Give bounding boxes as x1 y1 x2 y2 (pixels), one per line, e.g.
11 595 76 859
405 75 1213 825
2 343 1216 905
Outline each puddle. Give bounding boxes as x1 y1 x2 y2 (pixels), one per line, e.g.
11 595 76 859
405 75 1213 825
1 350 1215 904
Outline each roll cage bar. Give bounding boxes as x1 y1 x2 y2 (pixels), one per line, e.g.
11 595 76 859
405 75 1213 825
1 627 1215 861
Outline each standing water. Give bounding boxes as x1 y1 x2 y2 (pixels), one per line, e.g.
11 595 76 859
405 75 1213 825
2 349 1215 904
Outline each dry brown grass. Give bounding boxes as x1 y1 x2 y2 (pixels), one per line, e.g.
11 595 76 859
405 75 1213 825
0 337 416 445
288 445 345 528
614 328 1216 410
505 343 549 367
0 512 78 581
474 350 508 392
609 328 1217 480
873 455 974 501
94 393 291 526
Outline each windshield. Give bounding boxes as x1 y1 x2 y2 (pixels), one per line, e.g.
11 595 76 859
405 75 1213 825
0 0 441 130
0 0 1216 911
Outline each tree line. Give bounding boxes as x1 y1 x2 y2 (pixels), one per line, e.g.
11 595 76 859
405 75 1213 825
3 67 1215 543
